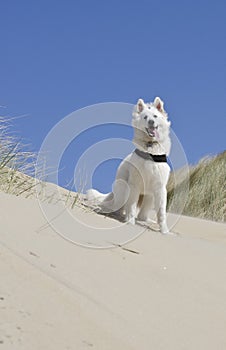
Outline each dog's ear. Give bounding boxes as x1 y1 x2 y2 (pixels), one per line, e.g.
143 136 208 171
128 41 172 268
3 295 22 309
153 97 164 113
132 99 146 120
137 98 145 113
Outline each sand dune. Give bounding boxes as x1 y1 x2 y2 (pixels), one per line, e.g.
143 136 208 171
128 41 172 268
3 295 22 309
0 191 226 349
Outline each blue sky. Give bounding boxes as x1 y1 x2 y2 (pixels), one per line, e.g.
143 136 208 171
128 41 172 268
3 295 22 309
0 0 225 192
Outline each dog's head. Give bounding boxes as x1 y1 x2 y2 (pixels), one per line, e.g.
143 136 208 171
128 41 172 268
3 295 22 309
132 97 170 143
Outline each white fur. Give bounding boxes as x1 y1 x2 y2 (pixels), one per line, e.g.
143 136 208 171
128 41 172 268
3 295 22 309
86 97 171 234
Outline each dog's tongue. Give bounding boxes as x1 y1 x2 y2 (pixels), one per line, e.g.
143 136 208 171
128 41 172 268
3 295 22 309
148 127 159 138
149 128 156 137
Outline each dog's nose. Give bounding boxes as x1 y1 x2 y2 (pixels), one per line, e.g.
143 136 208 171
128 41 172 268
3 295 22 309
148 119 154 127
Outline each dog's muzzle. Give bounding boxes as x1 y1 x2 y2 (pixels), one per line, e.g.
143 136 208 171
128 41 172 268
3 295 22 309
146 125 158 137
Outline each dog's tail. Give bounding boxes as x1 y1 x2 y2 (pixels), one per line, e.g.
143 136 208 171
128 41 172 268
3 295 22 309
86 189 122 215
86 189 112 206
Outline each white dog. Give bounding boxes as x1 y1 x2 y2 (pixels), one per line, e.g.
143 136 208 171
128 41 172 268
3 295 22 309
87 97 171 234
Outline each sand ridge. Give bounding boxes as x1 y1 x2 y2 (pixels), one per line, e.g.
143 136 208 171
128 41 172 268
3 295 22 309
0 191 226 349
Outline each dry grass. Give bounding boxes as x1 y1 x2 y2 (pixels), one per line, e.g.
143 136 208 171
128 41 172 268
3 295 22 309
167 151 226 222
0 116 38 197
0 116 80 207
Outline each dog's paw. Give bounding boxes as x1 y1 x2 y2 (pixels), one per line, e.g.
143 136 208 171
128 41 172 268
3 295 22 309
125 216 135 225
160 224 169 235
161 230 170 235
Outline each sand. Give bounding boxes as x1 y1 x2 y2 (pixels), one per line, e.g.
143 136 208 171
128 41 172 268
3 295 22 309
0 190 226 350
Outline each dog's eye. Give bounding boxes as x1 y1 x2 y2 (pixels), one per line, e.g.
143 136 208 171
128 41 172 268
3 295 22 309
144 115 148 120
148 106 151 109
153 115 158 118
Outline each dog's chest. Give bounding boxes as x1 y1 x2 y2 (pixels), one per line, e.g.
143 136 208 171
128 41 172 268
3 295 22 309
137 158 170 189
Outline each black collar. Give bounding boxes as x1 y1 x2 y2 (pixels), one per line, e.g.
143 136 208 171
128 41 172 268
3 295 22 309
134 149 167 163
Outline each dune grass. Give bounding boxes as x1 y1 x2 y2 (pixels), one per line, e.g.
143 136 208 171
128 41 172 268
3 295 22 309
167 151 226 222
0 116 38 197
0 116 80 207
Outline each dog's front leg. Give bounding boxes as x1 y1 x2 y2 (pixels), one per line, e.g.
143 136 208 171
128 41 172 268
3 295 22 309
124 185 140 225
137 194 153 222
155 187 169 234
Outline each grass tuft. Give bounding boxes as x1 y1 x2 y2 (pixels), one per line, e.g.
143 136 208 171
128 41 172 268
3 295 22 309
0 116 80 208
167 151 226 222
0 117 38 197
